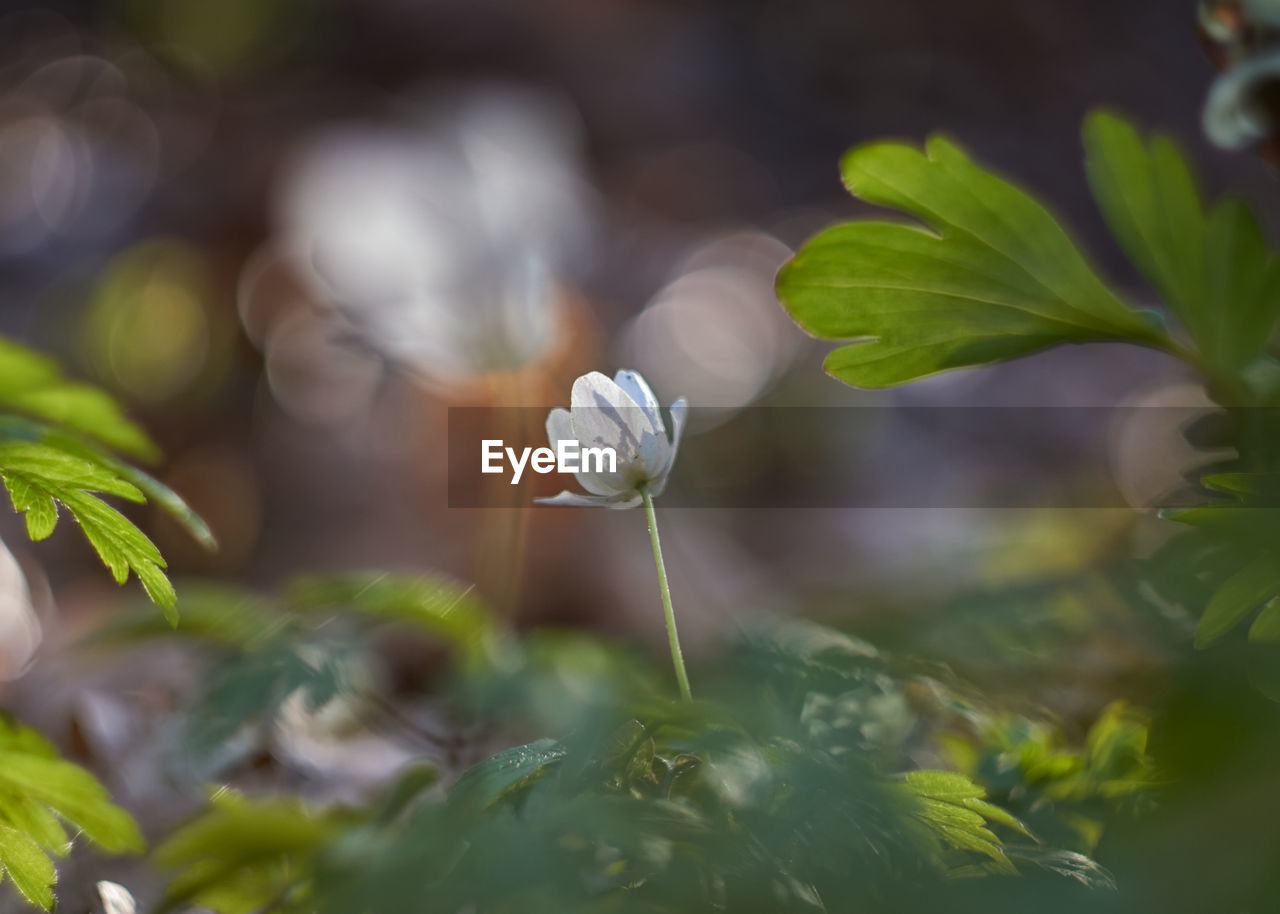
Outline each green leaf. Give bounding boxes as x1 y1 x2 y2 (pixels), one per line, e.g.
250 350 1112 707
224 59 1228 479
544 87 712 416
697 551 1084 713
0 826 56 910
903 770 985 800
962 798 1036 840
0 718 143 910
52 432 215 550
0 754 145 854
900 769 1032 875
156 796 340 913
289 573 502 670
777 134 1161 388
449 738 567 811
1203 472 1280 504
0 417 216 550
1083 110 1280 371
86 583 275 651
1195 553 1280 647
0 338 159 462
1249 595 1280 642
0 442 176 621
183 637 350 761
935 823 1014 872
0 796 69 857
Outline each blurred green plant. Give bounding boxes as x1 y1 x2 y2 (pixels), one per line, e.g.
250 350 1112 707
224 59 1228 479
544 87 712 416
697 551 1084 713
942 703 1157 855
0 336 215 910
57 107 1280 913
95 575 1124 913
0 336 215 621
778 109 1280 669
0 716 145 910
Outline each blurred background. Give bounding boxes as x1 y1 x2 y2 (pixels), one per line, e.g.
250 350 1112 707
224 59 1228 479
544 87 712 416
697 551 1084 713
0 0 1273 860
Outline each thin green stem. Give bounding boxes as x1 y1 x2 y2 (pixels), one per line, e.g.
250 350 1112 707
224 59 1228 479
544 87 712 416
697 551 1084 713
640 485 692 701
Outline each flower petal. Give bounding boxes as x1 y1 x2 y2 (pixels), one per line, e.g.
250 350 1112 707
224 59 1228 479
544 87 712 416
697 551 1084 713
570 371 655 488
571 372 643 448
545 407 575 450
546 406 620 495
535 490 639 508
614 370 672 476
667 397 688 458
613 369 662 429
648 397 688 496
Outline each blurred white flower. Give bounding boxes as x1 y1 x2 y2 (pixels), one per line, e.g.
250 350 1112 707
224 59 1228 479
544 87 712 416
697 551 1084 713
0 537 39 679
274 85 591 388
96 880 136 914
537 370 687 509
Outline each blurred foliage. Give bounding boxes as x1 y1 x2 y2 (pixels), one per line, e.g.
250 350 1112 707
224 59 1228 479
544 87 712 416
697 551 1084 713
0 336 213 910
941 702 1156 855
155 791 348 913
121 564 1280 913
89 577 1139 913
0 715 144 910
780 109 1280 677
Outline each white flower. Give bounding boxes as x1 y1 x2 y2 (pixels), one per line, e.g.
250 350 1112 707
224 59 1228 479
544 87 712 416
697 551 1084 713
97 881 137 914
536 370 687 508
273 86 590 388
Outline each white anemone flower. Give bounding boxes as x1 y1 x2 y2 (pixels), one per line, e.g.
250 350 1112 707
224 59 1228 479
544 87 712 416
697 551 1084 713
537 370 687 509
537 369 694 700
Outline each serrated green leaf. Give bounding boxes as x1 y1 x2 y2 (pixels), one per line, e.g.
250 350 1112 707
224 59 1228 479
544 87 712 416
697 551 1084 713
0 719 142 911
1196 554 1280 647
0 826 56 910
0 417 215 551
0 338 159 462
47 432 216 551
904 770 985 800
935 822 1011 866
918 796 988 831
778 134 1161 388
0 445 177 619
902 769 1035 872
0 443 142 501
2 477 57 541
961 797 1036 840
0 754 145 854
0 795 69 857
1084 110 1280 371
